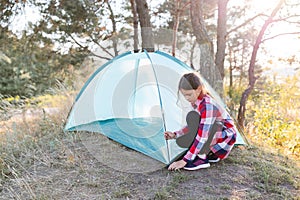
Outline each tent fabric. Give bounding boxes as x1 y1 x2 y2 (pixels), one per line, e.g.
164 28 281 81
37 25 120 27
64 50 245 165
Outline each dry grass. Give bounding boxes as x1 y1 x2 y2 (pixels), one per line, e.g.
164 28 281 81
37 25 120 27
0 93 299 199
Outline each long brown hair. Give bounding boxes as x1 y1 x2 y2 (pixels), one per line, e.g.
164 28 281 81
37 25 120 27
178 72 209 95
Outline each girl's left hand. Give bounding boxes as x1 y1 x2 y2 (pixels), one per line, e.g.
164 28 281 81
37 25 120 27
168 160 187 171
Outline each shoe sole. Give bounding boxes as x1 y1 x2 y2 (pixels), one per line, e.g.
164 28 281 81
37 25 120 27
183 163 210 171
208 158 220 163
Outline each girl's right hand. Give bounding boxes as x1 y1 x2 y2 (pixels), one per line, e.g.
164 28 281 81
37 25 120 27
164 131 176 140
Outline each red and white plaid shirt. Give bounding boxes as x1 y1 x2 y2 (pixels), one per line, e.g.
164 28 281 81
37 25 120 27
175 94 237 161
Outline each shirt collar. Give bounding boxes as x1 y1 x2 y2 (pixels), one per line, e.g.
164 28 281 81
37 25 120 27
192 93 206 109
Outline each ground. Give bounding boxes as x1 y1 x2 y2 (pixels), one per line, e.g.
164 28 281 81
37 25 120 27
0 131 299 200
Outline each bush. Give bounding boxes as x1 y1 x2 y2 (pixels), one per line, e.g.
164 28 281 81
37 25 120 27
248 73 300 157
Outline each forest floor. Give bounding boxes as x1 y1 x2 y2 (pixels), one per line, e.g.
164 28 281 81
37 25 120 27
0 106 299 200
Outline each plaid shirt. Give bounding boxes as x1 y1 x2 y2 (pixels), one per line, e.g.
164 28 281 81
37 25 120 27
175 94 237 162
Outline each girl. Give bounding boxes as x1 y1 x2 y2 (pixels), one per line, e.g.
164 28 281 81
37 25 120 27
164 72 237 171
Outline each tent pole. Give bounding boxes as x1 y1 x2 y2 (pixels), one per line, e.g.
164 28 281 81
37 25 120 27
162 110 171 164
144 50 171 164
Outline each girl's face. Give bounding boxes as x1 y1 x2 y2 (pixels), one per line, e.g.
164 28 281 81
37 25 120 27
180 87 202 104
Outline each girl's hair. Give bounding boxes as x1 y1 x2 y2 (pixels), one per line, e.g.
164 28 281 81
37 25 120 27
178 72 208 94
178 72 202 90
176 72 210 105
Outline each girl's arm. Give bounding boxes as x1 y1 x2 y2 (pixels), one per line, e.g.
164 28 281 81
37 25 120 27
174 125 189 137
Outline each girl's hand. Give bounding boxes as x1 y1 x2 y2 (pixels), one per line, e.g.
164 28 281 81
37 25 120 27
168 160 187 171
164 131 176 140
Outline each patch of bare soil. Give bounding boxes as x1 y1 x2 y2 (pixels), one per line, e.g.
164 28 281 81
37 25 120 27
0 132 299 200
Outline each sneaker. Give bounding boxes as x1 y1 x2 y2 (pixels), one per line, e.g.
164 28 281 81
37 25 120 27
207 151 220 163
183 156 210 171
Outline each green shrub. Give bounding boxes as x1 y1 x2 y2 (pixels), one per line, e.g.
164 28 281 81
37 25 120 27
248 73 300 156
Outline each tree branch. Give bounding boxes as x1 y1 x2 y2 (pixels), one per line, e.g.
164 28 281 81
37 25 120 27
105 0 118 56
271 14 300 23
67 33 85 49
237 0 285 127
89 35 114 58
68 33 111 60
227 13 268 36
261 31 300 43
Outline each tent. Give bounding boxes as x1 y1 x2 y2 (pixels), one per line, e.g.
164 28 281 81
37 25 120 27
64 50 246 165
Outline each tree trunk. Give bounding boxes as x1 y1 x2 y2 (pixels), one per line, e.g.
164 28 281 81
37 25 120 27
215 0 229 81
239 40 246 87
237 0 285 128
190 0 222 95
130 0 139 52
171 0 190 57
190 40 197 69
172 0 181 57
135 0 154 52
228 47 233 99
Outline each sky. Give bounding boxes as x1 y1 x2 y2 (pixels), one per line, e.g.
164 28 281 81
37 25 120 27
229 0 300 57
228 0 300 79
9 3 41 35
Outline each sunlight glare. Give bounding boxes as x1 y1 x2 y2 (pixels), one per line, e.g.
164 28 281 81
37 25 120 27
251 0 280 12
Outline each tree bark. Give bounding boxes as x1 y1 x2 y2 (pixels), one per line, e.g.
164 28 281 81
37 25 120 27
190 0 222 95
130 0 139 52
215 0 228 81
237 0 285 128
135 0 154 52
228 47 233 99
172 0 181 57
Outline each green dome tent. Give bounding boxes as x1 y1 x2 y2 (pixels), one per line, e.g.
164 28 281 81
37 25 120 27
64 50 246 165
